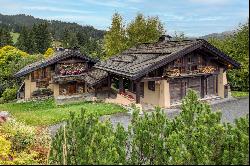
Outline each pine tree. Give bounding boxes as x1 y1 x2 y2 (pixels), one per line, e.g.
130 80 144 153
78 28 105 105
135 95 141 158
62 28 79 49
62 28 70 48
103 13 165 58
76 30 87 46
32 22 52 54
0 27 13 47
68 32 78 48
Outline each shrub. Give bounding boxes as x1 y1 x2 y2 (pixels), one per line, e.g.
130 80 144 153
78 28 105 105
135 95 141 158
0 136 39 165
49 110 127 165
44 48 54 59
0 119 36 152
49 90 249 165
2 87 17 102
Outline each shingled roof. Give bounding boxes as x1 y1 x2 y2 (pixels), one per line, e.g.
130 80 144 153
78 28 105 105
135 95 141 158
14 49 98 78
53 69 108 86
94 39 240 80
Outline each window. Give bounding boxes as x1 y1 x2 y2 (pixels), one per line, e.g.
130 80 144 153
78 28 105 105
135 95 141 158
148 81 155 91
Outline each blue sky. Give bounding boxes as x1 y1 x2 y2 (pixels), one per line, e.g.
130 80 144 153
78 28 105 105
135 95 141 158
0 0 248 37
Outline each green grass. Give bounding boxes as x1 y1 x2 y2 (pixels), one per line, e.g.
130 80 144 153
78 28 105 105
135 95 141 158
231 91 249 98
0 99 126 126
10 32 20 44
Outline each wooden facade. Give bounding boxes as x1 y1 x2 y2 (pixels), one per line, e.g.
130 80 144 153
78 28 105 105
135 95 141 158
15 50 108 99
95 37 240 107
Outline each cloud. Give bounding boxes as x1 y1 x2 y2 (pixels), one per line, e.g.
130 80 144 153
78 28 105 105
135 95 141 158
188 0 231 5
80 0 126 8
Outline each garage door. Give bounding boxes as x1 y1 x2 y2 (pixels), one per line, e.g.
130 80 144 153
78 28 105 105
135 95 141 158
170 77 201 104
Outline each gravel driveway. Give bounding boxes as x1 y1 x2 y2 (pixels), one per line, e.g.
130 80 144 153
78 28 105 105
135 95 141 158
49 97 249 135
106 97 249 129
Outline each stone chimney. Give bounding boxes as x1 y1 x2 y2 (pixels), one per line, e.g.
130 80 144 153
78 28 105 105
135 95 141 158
158 35 172 42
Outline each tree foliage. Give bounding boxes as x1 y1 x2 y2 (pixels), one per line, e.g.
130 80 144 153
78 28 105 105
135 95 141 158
16 26 35 54
208 21 249 91
0 46 42 97
49 90 249 165
103 13 165 58
103 13 128 59
0 27 13 47
32 23 52 54
126 13 164 47
44 48 55 59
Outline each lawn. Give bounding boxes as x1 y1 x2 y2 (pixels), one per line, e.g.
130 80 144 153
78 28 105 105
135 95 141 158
0 99 126 126
231 91 249 98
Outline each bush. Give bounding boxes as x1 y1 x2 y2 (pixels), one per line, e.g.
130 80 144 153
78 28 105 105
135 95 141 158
44 48 54 59
0 119 51 164
49 90 249 165
0 135 39 165
49 110 127 165
0 119 36 152
2 87 17 102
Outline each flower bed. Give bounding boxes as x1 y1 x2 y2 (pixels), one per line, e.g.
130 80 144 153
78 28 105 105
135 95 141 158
119 92 135 101
58 63 86 75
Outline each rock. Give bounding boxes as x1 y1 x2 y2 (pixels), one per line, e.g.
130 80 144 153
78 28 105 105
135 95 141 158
0 111 10 123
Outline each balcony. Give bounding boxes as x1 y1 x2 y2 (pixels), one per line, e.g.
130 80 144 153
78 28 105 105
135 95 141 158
164 65 219 78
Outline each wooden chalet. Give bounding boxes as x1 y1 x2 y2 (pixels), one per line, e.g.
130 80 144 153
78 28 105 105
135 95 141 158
94 35 240 107
14 49 108 99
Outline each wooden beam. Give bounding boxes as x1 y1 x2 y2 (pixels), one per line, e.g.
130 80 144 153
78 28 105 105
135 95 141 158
108 74 111 98
94 86 97 97
201 76 205 98
135 81 141 104
141 76 164 82
119 76 124 93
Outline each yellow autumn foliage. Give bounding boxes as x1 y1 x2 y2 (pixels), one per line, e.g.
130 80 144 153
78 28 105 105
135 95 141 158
44 48 55 59
0 45 29 65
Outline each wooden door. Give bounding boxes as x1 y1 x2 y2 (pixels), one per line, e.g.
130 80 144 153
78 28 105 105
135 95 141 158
187 77 201 97
68 83 76 95
205 75 217 96
170 80 182 104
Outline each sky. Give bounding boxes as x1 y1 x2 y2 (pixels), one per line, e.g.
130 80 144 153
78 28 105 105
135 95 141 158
0 0 249 37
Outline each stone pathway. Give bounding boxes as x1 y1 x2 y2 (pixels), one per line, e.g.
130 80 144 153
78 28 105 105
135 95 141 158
48 97 249 135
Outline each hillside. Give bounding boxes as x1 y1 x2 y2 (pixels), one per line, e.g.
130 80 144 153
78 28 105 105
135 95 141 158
0 13 105 41
199 30 234 40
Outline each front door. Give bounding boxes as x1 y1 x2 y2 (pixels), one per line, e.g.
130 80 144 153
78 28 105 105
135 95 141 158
68 83 76 95
204 75 218 96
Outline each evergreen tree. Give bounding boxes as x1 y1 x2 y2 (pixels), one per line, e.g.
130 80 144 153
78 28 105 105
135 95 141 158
76 30 87 46
16 26 35 53
103 13 165 58
68 32 79 48
0 27 13 47
62 28 79 49
32 22 52 54
103 13 127 58
62 28 70 48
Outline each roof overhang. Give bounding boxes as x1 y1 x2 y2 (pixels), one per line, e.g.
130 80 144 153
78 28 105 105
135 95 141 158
95 39 241 81
14 50 97 78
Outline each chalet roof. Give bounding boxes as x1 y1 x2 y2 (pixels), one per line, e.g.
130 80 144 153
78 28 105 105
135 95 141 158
53 69 108 86
94 39 241 80
14 49 97 78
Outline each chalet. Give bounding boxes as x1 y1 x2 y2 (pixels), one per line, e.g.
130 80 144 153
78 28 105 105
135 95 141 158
15 36 240 108
94 35 240 107
14 49 108 99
